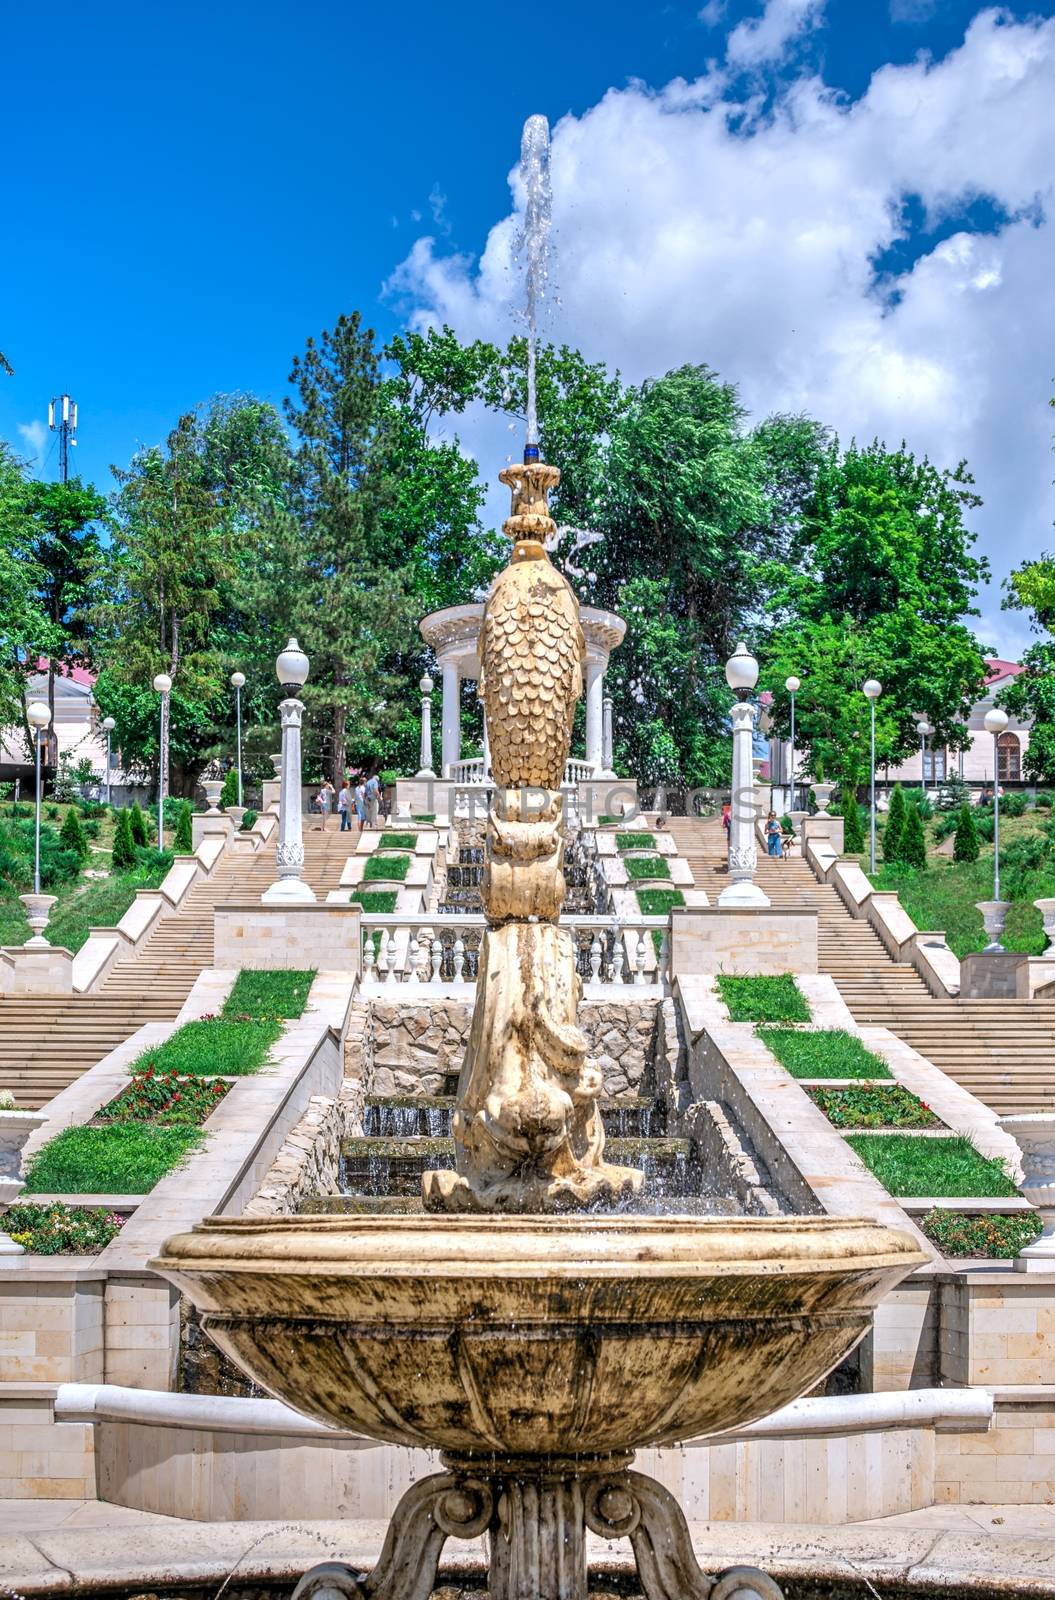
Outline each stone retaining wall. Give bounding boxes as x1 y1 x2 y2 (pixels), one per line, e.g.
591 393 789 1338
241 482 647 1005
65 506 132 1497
361 998 665 1098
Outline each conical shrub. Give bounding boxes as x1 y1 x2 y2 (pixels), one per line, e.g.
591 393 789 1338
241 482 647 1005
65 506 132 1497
111 809 136 872
884 784 906 864
129 801 148 847
220 768 239 809
901 802 928 869
173 801 193 854
953 803 980 864
59 807 90 863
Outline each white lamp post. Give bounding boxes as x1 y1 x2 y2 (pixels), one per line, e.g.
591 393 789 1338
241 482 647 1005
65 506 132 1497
784 676 800 813
101 716 116 806
863 680 882 874
262 638 315 904
718 642 770 909
20 701 56 943
416 675 436 779
917 719 934 791
977 707 1010 949
230 672 246 806
152 673 172 850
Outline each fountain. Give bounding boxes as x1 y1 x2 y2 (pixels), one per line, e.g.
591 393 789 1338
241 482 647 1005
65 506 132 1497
151 116 926 1600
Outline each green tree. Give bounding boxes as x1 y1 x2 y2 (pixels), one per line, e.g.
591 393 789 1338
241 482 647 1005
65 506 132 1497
0 444 60 742
763 441 989 781
1001 517 1055 779
129 802 148 847
111 809 136 872
953 803 980 863
841 792 864 853
59 806 89 863
901 802 928 869
21 478 106 728
884 784 907 864
173 801 193 853
219 768 239 809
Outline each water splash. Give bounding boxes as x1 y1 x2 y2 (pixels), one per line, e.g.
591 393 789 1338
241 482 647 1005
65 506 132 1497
516 113 552 453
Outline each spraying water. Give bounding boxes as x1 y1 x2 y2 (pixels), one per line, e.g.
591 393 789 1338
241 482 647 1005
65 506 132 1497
516 113 552 457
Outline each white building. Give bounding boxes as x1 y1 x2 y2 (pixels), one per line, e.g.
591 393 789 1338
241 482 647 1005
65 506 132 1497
883 660 1030 789
0 660 122 796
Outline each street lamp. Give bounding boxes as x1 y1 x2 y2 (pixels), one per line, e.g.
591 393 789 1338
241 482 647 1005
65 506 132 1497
262 638 315 904
152 673 172 851
101 716 116 807
917 719 934 791
718 642 770 908
20 701 55 943
416 675 436 779
978 707 1010 949
784 676 800 813
230 671 246 806
863 680 882 874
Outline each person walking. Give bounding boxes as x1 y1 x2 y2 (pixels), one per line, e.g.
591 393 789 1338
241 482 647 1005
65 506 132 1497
364 772 381 828
317 780 334 831
338 781 352 832
765 810 782 859
354 780 367 831
721 800 732 837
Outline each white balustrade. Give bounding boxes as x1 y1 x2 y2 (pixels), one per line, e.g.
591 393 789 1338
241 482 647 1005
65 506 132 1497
447 757 595 787
358 914 669 988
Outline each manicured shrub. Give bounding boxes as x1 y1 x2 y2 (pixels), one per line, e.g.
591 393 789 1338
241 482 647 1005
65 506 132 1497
807 1084 939 1129
173 801 193 854
634 887 685 916
900 804 928 869
1002 792 1029 818
625 855 671 881
841 796 864 853
220 768 239 809
59 807 90 862
351 888 398 912
111 809 136 872
129 801 148 846
363 853 411 882
381 833 418 850
616 832 656 851
952 804 980 863
240 808 258 831
920 1208 1042 1258
883 784 906 865
4 1202 124 1255
717 975 810 1024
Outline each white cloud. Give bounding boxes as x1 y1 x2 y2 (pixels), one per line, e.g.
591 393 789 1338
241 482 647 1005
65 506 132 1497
698 0 727 26
389 8 1055 657
17 420 46 461
726 0 826 67
890 0 938 22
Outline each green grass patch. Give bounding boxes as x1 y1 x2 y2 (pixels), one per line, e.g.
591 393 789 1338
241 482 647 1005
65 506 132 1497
5 1202 125 1255
871 843 1055 959
635 887 685 916
807 1083 939 1129
846 1133 1018 1198
128 1019 281 1078
24 1124 202 1195
223 968 314 1020
920 1208 1042 1258
381 833 418 851
757 1027 893 1079
411 813 435 823
718 975 810 1024
352 888 398 912
617 832 656 851
363 853 411 882
625 854 671 881
0 856 172 953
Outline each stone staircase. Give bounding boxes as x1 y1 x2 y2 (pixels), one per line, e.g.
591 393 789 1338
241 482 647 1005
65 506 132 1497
0 824 361 1109
665 816 1055 1116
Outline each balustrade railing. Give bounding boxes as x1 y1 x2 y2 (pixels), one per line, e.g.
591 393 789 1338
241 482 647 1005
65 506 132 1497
446 758 598 787
360 914 669 988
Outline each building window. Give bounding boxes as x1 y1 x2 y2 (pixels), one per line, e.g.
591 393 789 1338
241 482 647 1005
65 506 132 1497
997 731 1021 783
923 748 946 784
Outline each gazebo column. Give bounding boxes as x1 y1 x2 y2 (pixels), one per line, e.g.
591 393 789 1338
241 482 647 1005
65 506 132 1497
441 659 461 778
585 660 605 773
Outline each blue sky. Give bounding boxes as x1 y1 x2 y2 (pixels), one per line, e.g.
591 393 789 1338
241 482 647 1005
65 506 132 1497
4 0 1055 650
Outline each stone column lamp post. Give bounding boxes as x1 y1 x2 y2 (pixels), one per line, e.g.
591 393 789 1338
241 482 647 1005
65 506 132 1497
718 642 770 909
101 715 116 806
863 678 882 874
976 707 1010 950
20 701 56 943
262 638 316 905
416 676 436 779
152 672 172 851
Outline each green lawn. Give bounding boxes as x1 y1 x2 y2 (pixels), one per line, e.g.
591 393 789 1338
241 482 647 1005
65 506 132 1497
869 857 1054 959
381 832 418 850
635 887 685 916
717 975 810 1024
23 1123 202 1195
352 888 398 912
757 1026 893 1079
617 832 656 851
364 853 411 882
625 854 671 881
223 968 314 1020
846 1133 1018 1198
127 1019 282 1077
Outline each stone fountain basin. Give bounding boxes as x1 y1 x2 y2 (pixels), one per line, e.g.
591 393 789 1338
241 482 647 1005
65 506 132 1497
152 1213 924 1459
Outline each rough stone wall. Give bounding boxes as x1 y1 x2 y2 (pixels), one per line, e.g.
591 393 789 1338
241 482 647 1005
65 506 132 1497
365 998 663 1098
243 1078 362 1218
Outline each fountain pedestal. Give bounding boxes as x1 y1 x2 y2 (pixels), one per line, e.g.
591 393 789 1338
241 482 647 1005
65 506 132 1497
292 1456 783 1600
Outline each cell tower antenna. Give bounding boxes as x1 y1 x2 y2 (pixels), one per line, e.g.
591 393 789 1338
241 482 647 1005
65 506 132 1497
47 393 78 482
